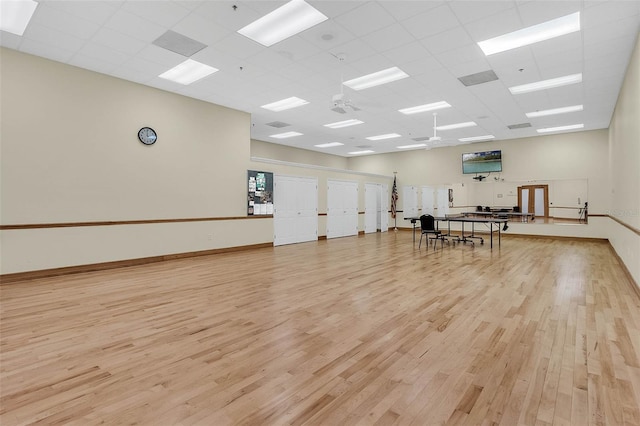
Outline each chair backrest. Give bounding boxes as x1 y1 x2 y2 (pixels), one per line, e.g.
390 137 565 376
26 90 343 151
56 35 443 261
484 206 491 212
476 205 483 212
419 214 436 231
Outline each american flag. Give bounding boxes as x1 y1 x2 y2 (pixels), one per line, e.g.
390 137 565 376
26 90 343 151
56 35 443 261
391 176 398 219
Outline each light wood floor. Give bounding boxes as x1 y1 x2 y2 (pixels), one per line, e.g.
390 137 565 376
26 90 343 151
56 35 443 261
1 232 639 425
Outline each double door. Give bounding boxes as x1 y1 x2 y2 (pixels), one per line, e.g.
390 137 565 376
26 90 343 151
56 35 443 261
327 180 358 239
518 184 548 217
274 175 318 246
364 183 389 234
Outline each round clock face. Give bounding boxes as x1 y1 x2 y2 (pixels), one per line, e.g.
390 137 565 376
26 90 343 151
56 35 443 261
138 127 157 145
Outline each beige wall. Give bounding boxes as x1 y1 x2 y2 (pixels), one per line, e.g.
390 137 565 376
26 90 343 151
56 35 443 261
251 139 348 170
1 48 264 274
608 34 640 286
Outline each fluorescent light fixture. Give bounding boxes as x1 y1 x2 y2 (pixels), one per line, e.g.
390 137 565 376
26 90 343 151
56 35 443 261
343 67 409 91
270 131 303 139
237 0 327 47
509 73 582 94
261 97 309 112
398 101 451 115
478 12 580 56
436 121 477 131
159 59 218 85
0 0 38 36
537 124 584 133
366 133 401 141
348 150 375 155
458 135 495 142
397 144 427 149
324 119 364 129
314 142 344 148
526 104 583 118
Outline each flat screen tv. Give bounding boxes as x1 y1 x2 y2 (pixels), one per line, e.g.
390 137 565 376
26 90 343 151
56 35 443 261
462 150 502 174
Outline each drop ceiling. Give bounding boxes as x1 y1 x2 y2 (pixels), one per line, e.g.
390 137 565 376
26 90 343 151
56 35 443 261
1 0 638 157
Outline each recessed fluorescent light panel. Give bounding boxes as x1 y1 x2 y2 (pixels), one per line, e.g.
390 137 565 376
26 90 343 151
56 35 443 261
509 73 582 94
261 97 309 112
314 142 344 148
436 121 477 131
159 59 218 85
0 0 38 35
324 119 364 129
397 144 427 149
526 105 583 118
366 133 401 141
398 101 451 115
237 0 328 47
537 124 584 133
270 131 303 139
478 12 580 56
348 150 375 155
343 67 409 91
458 135 495 142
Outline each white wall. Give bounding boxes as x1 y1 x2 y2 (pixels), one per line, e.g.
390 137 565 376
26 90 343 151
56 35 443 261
347 129 609 238
608 34 640 287
0 48 259 274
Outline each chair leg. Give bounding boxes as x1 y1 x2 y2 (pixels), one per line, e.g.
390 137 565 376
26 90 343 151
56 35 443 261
419 233 423 249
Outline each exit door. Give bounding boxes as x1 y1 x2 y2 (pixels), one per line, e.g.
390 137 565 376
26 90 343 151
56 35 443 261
518 185 549 217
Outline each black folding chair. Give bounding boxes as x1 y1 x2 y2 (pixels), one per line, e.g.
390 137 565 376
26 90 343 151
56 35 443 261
419 214 444 250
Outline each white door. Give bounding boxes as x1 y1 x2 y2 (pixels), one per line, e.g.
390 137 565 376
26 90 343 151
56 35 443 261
421 186 435 216
274 175 318 246
534 187 545 216
403 186 419 218
327 180 358 239
437 188 449 216
521 188 530 214
364 183 378 234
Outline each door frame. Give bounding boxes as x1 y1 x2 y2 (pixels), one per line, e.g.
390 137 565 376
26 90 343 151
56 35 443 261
518 184 549 217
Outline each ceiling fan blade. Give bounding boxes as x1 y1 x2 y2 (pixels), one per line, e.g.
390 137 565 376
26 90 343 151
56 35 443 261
331 106 347 114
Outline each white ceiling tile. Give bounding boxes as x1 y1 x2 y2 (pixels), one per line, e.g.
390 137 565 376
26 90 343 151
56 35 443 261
449 1 516 24
91 27 147 56
529 31 582 59
212 33 265 60
447 59 494 80
76 41 130 67
308 1 365 19
328 39 377 63
18 38 76 63
193 1 262 32
171 13 231 46
421 27 475 55
30 3 101 40
583 1 640 28
0 32 22 49
464 8 522 41
270 35 322 62
121 1 191 28
400 4 460 40
298 19 357 51
104 9 166 43
334 2 396 37
43 1 120 25
361 23 416 53
436 44 485 68
22 23 86 53
380 1 444 23
68 53 119 75
382 41 432 66
516 1 581 27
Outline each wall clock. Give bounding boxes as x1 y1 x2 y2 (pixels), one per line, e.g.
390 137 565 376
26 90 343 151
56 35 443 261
138 127 157 145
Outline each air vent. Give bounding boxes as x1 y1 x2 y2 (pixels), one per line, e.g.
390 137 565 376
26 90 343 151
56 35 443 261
265 121 291 128
356 145 372 149
412 136 431 142
458 70 499 87
152 30 207 57
507 122 532 129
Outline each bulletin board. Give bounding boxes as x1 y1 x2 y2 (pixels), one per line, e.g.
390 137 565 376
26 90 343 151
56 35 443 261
247 170 273 216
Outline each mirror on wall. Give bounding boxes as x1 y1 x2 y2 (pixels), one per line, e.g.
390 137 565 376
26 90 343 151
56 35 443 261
452 178 589 224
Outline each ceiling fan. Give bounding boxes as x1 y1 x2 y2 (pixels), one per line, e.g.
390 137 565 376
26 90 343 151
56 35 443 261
331 53 361 114
428 112 445 143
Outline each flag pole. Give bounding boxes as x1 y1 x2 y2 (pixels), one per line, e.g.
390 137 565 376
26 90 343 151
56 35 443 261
392 172 398 231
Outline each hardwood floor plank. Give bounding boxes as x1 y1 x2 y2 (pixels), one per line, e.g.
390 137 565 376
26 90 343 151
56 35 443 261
1 233 638 425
